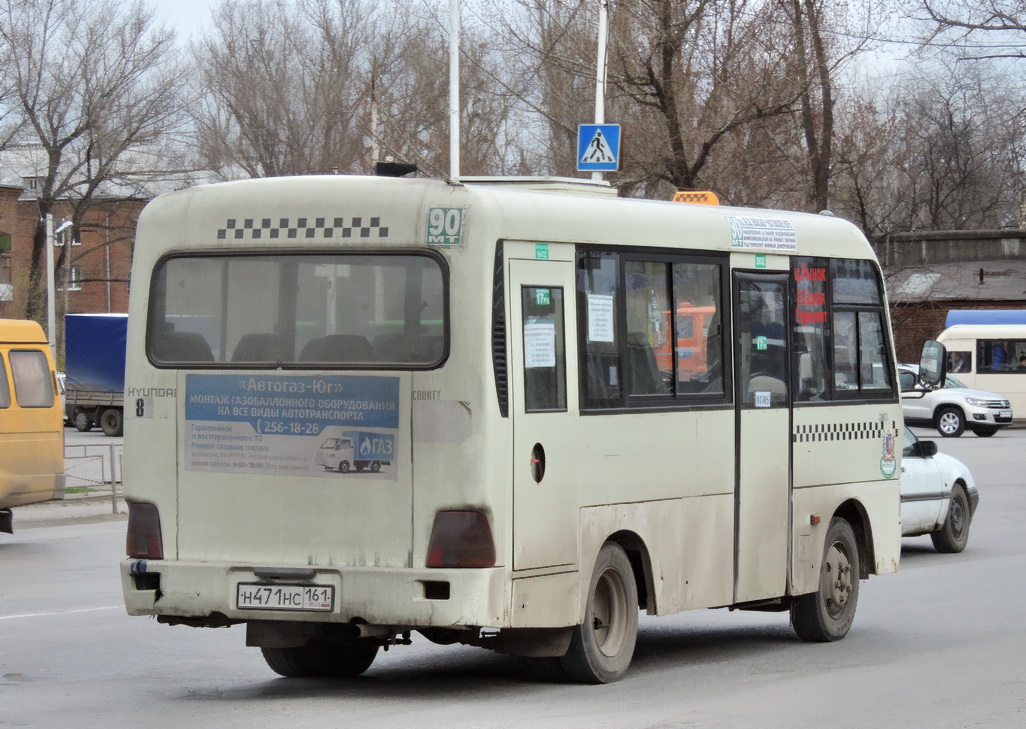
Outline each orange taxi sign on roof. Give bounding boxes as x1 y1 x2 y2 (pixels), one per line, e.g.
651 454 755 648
672 190 720 205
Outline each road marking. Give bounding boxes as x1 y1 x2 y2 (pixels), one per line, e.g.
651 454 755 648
0 606 120 621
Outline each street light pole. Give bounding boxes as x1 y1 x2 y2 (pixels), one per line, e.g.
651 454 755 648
45 214 55 356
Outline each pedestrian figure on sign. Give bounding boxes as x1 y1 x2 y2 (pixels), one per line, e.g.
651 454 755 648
584 130 614 163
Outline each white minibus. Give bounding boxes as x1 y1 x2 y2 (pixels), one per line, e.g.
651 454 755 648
938 310 1026 422
121 175 905 683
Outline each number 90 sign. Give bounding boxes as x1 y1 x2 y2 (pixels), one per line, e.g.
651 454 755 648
426 207 464 246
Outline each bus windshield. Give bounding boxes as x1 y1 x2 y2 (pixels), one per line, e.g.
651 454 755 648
147 253 446 368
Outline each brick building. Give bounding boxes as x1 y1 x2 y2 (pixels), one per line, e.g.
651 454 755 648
880 231 1026 363
0 183 144 321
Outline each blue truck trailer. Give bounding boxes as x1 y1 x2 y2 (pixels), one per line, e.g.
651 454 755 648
64 313 127 437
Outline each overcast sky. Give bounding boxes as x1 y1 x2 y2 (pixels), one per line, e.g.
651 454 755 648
152 0 218 39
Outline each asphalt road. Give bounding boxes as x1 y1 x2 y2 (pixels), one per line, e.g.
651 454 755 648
2 427 1024 729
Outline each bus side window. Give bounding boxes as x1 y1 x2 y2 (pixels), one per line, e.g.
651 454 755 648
626 333 667 395
522 287 566 412
8 350 55 407
947 351 971 373
0 355 11 408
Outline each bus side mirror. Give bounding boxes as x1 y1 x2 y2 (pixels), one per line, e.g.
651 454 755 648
917 339 947 390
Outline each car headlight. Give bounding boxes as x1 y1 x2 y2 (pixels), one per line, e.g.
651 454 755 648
963 397 987 407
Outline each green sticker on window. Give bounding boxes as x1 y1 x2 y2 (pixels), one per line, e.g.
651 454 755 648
535 289 551 306
755 254 767 268
535 243 550 260
756 335 768 351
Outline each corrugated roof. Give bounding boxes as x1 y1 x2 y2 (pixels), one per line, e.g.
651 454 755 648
886 260 1026 303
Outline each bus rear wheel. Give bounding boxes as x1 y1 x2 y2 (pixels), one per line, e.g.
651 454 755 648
261 639 378 678
558 542 638 684
791 517 860 642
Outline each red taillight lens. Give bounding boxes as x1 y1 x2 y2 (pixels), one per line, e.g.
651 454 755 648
126 502 163 559
426 510 496 568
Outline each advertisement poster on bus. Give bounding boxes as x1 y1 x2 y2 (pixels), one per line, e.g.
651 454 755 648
183 373 400 480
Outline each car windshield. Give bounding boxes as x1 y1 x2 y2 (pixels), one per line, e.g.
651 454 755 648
944 374 966 389
902 426 917 457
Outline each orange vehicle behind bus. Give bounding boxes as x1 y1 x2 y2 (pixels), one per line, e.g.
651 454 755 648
654 302 718 382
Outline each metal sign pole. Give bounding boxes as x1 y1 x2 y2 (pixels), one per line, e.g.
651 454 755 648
592 0 609 183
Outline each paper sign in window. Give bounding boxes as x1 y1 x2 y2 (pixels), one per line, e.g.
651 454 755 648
587 294 615 343
524 320 557 368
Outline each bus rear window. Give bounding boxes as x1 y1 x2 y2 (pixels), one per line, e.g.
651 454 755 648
148 253 447 368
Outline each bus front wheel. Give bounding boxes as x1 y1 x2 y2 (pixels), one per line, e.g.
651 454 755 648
558 542 638 683
261 639 378 678
791 517 860 642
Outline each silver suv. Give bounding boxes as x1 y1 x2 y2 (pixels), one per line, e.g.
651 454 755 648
898 364 1013 437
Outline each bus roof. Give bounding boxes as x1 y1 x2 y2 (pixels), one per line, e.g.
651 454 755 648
135 175 874 262
0 318 48 345
945 310 1026 327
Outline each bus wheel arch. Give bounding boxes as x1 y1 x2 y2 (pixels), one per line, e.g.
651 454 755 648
602 529 655 613
832 499 873 580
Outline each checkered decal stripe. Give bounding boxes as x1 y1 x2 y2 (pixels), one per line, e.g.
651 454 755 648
793 421 896 443
217 217 389 241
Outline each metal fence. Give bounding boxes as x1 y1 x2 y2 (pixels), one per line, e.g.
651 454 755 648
64 442 123 514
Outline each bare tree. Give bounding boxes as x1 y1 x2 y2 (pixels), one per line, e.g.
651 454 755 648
923 1 1026 60
0 0 184 325
833 61 1026 238
193 0 519 179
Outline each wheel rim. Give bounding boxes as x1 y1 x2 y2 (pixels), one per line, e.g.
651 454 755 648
938 412 960 434
592 568 628 658
948 495 966 538
823 541 854 619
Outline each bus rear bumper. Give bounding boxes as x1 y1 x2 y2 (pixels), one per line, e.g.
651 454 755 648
121 559 510 629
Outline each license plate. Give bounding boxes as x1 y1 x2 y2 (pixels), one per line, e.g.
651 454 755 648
236 582 334 611
1000 410 1012 419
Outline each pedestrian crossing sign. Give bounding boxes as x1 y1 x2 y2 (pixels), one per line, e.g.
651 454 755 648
577 124 621 172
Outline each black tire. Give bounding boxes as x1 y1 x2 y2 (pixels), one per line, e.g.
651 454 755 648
791 518 860 642
262 639 378 678
931 485 971 553
972 427 998 438
370 461 381 473
74 411 92 432
558 542 638 684
338 460 350 474
935 406 965 437
99 408 123 437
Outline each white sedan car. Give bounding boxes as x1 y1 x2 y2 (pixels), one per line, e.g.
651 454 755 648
900 427 979 552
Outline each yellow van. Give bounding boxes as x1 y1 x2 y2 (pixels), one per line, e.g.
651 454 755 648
1 319 65 533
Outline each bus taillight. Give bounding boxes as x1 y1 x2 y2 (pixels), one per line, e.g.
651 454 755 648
126 502 164 559
426 510 496 568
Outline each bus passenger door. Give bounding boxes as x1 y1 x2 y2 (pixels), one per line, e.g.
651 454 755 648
733 272 791 603
509 259 579 571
